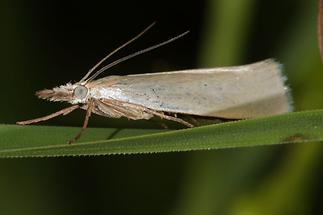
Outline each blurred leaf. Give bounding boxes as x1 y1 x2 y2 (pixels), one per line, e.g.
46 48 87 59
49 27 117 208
177 0 258 214
0 109 322 158
318 0 323 62
230 142 321 215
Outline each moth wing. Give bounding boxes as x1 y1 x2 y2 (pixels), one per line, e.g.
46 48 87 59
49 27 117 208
89 59 292 119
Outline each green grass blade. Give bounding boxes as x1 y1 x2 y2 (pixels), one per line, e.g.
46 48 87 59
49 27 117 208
0 109 322 158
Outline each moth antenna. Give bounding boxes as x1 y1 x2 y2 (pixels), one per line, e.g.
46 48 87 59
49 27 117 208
79 22 156 83
85 30 190 82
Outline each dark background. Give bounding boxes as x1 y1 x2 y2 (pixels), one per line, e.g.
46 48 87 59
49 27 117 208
1 0 323 214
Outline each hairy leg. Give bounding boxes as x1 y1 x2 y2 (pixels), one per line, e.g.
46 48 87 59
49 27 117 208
17 105 79 125
145 109 194 128
99 99 193 127
69 100 94 144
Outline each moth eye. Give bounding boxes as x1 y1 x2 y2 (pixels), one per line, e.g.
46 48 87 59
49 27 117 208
74 86 88 99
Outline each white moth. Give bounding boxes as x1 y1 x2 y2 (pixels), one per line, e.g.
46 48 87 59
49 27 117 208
17 23 292 143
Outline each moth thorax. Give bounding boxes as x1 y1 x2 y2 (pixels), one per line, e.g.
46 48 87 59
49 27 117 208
74 85 88 99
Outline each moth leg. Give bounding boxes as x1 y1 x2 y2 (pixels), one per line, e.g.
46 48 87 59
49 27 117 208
145 109 194 128
69 100 94 144
97 99 153 120
17 105 79 125
183 115 200 126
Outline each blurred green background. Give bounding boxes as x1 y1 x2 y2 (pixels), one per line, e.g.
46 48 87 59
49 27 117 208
1 0 323 214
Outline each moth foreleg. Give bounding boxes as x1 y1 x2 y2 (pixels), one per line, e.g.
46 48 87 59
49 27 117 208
69 100 94 144
17 105 79 125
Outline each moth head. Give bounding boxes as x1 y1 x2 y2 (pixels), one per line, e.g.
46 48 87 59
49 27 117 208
36 83 89 104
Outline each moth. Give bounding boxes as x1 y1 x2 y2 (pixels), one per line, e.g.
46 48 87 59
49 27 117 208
17 23 292 143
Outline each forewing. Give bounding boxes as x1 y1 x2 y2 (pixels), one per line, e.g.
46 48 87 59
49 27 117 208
89 59 292 119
